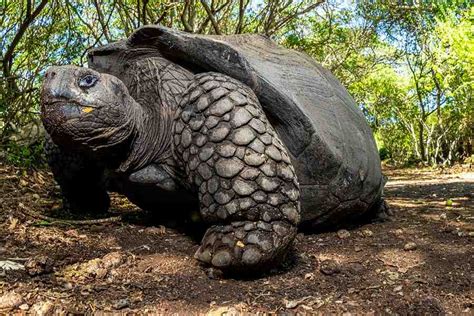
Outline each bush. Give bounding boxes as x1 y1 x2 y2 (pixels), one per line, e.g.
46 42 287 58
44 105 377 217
2 141 45 168
378 147 390 161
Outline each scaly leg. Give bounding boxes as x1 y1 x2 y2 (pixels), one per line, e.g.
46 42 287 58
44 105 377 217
174 73 300 272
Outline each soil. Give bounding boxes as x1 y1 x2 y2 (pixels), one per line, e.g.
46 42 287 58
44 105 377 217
0 162 472 314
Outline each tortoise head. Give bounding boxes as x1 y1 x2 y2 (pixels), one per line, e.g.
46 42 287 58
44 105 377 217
41 65 138 154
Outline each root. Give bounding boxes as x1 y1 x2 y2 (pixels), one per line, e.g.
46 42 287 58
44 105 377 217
18 202 122 225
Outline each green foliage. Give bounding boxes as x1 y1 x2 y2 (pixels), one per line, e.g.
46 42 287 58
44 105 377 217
3 141 45 168
0 0 472 167
284 0 472 166
378 147 390 161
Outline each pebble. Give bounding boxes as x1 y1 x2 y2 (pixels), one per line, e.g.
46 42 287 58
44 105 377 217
337 229 350 239
0 292 23 310
206 268 223 280
113 298 130 310
304 272 315 280
63 282 73 290
19 303 29 310
394 229 404 235
404 242 417 251
362 229 374 237
31 301 54 315
394 285 403 292
386 271 399 281
320 259 340 275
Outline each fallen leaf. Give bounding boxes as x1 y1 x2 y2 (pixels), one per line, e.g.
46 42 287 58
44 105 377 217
0 260 25 271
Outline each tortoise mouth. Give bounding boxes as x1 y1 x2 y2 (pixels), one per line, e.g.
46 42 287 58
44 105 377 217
41 99 89 139
42 99 82 122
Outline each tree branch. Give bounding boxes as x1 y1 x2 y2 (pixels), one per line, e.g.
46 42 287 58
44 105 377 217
2 0 48 81
200 0 221 34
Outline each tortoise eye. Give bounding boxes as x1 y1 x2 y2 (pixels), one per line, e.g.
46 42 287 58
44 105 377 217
78 74 98 88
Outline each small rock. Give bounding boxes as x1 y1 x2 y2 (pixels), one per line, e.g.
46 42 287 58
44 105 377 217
206 268 223 280
362 229 373 237
468 232 474 237
63 282 73 290
404 242 417 251
386 271 399 281
394 229 404 235
0 292 23 310
320 259 340 275
337 229 350 239
113 298 130 310
354 246 362 252
31 301 54 315
304 272 315 280
25 255 53 276
394 285 403 292
19 303 29 310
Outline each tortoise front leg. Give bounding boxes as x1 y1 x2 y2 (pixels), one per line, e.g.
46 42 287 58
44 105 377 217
45 134 110 214
174 73 300 272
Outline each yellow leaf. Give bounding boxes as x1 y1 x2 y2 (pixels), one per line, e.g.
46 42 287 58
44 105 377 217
82 107 94 113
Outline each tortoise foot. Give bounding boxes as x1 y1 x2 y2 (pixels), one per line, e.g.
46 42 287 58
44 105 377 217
195 220 296 273
372 199 393 222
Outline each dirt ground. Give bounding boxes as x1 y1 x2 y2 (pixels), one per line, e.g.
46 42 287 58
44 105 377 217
0 162 472 314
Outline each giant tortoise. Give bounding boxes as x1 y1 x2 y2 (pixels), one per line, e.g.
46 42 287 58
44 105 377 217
40 25 386 272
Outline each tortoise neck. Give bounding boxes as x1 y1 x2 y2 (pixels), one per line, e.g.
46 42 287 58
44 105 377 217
117 97 176 173
116 57 194 173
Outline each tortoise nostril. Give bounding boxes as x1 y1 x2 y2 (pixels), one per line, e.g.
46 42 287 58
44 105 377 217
45 70 56 80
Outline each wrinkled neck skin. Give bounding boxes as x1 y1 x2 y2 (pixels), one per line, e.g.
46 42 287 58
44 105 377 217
115 56 194 175
118 96 177 173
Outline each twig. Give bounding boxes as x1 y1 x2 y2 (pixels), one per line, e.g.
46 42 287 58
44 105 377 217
18 202 122 225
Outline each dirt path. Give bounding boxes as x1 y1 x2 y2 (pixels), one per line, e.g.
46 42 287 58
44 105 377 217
0 163 472 314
